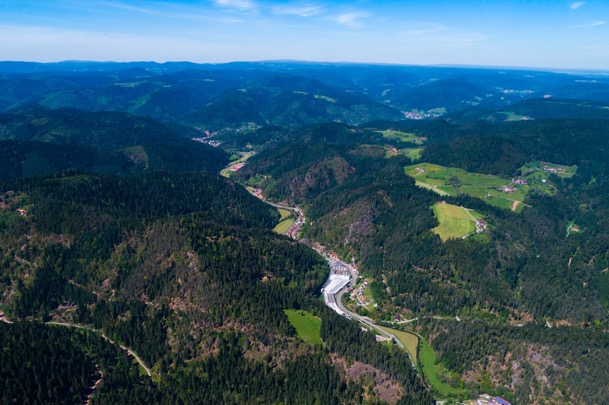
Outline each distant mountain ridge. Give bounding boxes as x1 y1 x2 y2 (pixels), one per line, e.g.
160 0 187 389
2 61 608 129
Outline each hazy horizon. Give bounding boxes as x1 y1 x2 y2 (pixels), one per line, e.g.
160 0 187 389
3 59 609 75
1 0 609 70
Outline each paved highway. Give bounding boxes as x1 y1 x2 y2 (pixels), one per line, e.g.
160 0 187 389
246 188 415 366
328 262 407 352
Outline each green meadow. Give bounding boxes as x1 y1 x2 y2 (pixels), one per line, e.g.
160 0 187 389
521 161 577 179
380 326 419 362
419 339 467 398
284 310 322 345
273 218 295 234
405 163 529 212
277 208 292 220
432 203 482 241
377 130 427 145
380 325 467 399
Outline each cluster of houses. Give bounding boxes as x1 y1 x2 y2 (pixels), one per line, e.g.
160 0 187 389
498 178 529 194
192 129 220 147
230 163 245 172
415 167 426 174
475 219 487 233
285 210 304 239
250 187 264 199
349 278 371 307
413 136 427 142
543 165 564 174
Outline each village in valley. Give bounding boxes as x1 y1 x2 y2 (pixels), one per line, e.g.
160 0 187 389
216 140 569 405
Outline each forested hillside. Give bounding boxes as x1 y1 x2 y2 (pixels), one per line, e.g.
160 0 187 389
2 61 609 404
0 106 228 178
237 116 609 404
0 171 431 404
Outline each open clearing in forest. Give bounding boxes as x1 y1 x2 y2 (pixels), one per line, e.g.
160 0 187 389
432 203 481 241
405 163 528 212
404 148 424 160
521 161 577 179
220 152 254 178
566 221 582 237
380 326 419 362
273 218 295 234
376 130 427 145
284 310 322 345
277 208 292 220
385 147 424 161
419 338 468 397
380 325 467 398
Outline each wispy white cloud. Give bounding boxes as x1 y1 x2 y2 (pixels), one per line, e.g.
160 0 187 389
174 13 245 24
98 1 155 14
571 2 586 10
272 4 323 17
213 0 256 11
335 12 368 28
573 20 606 28
402 23 488 47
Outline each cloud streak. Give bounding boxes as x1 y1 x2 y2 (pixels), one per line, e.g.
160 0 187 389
98 1 155 15
573 20 606 28
213 0 256 11
571 2 586 10
271 4 322 17
402 23 488 47
335 12 368 28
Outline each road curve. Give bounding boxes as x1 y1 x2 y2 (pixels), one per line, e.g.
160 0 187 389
47 321 152 377
242 186 418 368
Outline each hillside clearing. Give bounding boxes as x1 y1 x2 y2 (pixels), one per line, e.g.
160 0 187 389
405 163 528 212
284 310 322 346
277 208 292 220
379 326 419 362
432 203 482 241
419 339 467 397
376 130 427 145
273 218 295 234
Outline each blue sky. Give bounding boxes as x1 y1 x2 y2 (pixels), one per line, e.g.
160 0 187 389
0 0 608 69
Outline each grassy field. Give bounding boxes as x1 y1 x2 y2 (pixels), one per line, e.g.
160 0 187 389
419 339 467 397
521 161 577 179
380 326 419 362
385 147 424 161
277 208 292 220
498 111 531 121
377 130 426 145
273 218 295 234
432 203 480 241
284 310 322 345
405 162 531 212
404 148 424 160
380 325 466 399
220 152 254 178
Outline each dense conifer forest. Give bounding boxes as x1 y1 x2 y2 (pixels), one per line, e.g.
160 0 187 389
1 61 609 403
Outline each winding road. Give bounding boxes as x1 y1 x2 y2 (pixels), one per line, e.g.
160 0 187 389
47 321 152 377
253 194 416 366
